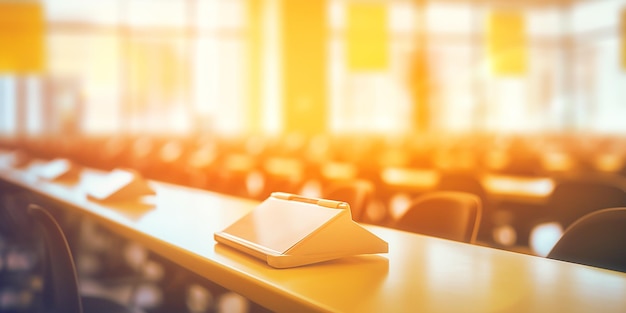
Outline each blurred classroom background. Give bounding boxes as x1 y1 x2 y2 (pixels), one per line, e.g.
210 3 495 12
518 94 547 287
2 0 625 137
2 0 626 311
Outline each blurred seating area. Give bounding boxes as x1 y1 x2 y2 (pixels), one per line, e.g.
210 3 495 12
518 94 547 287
3 0 626 311
3 131 626 256
0 157 273 313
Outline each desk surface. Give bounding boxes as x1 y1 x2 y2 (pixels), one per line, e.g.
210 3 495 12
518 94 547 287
380 166 554 201
1 160 626 313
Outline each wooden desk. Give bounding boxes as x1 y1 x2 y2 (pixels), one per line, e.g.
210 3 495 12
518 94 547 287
380 166 554 203
482 174 554 204
1 161 625 313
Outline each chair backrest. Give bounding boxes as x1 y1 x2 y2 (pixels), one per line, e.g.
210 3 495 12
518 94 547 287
394 191 482 243
322 179 375 222
436 172 486 205
548 180 626 228
28 204 83 313
547 207 626 273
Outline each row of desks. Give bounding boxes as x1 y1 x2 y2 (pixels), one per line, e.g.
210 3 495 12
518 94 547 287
1 155 626 312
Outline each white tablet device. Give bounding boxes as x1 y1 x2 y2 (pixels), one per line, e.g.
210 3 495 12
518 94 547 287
214 192 388 268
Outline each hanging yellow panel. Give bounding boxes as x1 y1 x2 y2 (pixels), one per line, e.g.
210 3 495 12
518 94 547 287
282 0 327 135
346 3 388 71
0 2 45 73
487 11 526 75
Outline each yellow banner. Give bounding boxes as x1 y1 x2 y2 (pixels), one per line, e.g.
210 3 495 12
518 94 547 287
346 3 388 71
487 11 526 75
0 1 45 73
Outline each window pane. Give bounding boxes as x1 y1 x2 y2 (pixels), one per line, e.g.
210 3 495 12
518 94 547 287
48 33 122 134
127 0 187 28
44 0 120 25
427 3 473 34
197 0 247 30
0 77 17 135
572 1 622 34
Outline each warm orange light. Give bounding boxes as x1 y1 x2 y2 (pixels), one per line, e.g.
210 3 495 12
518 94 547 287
263 157 303 178
321 162 357 181
482 174 554 198
594 153 625 172
541 151 574 172
225 154 256 173
381 167 438 188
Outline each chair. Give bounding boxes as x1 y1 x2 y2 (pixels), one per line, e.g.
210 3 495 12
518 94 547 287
548 180 626 229
436 171 486 205
394 191 482 243
436 172 491 242
547 207 626 273
506 178 626 251
0 192 41 312
322 179 375 223
28 204 133 313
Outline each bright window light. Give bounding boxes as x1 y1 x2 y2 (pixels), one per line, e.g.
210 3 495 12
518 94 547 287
530 222 564 257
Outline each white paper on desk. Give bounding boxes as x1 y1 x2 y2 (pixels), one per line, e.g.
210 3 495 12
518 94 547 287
86 168 155 202
37 158 78 181
0 151 30 168
214 192 388 268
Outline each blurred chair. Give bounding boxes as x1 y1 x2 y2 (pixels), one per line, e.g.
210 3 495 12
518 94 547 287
436 171 491 243
28 204 133 313
548 180 626 229
0 191 41 312
377 166 438 225
184 141 221 190
394 191 482 243
97 136 132 171
547 207 626 273
526 179 626 256
217 153 259 198
322 179 375 223
150 138 190 185
436 171 486 202
126 136 159 177
254 157 304 200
